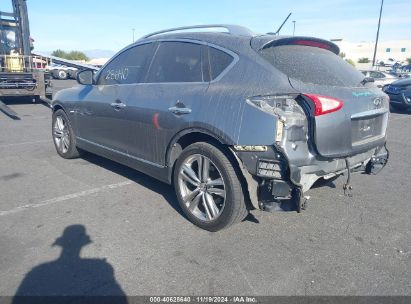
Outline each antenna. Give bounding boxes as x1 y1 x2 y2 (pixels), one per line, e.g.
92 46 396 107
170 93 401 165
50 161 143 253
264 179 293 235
274 12 292 35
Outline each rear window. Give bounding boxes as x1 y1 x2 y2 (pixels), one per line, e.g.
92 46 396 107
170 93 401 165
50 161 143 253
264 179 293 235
259 45 364 87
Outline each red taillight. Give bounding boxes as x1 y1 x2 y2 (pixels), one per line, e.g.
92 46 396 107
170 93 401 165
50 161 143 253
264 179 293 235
293 40 332 50
303 94 343 116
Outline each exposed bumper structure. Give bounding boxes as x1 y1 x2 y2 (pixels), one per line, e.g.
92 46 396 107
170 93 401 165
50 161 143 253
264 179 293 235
232 144 389 212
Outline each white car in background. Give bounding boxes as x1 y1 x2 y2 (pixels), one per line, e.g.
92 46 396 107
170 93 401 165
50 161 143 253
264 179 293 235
360 70 398 88
377 58 401 67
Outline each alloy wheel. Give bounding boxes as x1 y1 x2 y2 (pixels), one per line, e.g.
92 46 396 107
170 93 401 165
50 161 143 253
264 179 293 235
53 115 70 154
178 154 226 221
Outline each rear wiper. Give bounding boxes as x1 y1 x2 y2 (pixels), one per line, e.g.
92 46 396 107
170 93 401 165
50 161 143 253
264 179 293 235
361 77 374 85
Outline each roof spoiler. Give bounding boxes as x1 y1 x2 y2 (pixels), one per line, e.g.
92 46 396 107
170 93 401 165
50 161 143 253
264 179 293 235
260 37 340 55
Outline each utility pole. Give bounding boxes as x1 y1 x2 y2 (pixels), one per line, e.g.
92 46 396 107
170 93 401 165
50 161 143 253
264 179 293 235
132 28 135 43
292 21 296 36
372 0 384 68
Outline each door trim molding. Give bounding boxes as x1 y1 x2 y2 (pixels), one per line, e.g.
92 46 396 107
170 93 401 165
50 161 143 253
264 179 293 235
76 137 165 169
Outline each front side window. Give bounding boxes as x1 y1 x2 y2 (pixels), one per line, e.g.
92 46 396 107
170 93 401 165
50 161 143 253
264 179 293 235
147 42 205 83
97 43 154 85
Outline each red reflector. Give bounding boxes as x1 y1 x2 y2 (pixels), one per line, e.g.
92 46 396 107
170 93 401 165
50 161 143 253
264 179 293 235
303 94 343 116
294 40 331 50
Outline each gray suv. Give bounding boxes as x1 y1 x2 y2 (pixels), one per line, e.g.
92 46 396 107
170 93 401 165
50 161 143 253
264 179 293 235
52 25 389 231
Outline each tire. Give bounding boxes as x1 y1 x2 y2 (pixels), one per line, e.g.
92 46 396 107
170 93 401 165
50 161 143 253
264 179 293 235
52 109 80 159
55 69 68 80
69 70 78 79
173 142 247 231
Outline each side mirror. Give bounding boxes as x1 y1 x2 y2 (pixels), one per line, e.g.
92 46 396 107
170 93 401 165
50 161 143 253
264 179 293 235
77 69 94 85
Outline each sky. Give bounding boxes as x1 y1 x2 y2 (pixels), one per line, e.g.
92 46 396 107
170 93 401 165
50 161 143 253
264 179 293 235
1 0 410 55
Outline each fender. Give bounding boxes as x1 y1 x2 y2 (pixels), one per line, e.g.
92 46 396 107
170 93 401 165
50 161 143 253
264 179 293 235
51 101 67 112
165 127 234 182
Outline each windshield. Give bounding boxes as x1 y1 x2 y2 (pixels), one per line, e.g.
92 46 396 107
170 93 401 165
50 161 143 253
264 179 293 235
259 45 364 87
0 27 17 55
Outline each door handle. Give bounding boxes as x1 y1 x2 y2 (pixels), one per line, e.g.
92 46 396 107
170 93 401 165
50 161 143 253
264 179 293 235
110 100 126 110
168 106 191 115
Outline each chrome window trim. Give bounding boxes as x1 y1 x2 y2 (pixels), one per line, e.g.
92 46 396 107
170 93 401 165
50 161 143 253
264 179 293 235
96 39 239 86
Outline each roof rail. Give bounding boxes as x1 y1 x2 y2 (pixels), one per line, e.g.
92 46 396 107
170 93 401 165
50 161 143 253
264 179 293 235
141 24 254 39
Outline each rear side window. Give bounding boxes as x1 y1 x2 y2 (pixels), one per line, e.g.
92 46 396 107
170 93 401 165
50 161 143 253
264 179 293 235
147 42 205 83
97 43 154 85
259 45 364 87
208 47 234 80
369 71 385 79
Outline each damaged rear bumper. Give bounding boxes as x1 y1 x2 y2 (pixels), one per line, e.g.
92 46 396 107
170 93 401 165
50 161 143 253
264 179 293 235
231 144 389 211
290 144 389 192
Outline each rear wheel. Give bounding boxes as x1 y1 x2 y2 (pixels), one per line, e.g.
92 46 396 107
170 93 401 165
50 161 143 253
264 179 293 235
52 109 80 159
173 142 247 231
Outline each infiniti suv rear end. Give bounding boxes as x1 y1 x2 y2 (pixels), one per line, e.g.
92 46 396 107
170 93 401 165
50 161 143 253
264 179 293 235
52 25 389 231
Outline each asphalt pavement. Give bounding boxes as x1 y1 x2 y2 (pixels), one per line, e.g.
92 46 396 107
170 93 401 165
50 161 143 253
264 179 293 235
0 80 410 297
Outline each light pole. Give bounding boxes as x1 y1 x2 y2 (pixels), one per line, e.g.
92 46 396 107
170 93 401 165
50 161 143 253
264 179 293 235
132 28 135 43
372 0 384 68
292 21 296 36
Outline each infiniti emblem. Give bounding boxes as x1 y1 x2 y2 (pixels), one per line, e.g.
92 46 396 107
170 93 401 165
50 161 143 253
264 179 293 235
373 97 383 108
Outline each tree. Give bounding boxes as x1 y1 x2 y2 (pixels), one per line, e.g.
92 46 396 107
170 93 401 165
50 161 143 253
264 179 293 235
51 49 68 58
358 57 370 63
345 59 355 67
406 57 411 65
67 51 89 61
51 50 89 61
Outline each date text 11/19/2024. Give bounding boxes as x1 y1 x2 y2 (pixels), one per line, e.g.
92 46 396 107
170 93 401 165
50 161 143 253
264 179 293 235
149 296 258 303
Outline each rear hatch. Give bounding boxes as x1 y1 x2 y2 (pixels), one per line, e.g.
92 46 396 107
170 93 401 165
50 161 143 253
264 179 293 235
253 37 389 158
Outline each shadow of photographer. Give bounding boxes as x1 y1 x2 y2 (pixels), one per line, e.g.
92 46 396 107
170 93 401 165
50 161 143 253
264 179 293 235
13 225 127 304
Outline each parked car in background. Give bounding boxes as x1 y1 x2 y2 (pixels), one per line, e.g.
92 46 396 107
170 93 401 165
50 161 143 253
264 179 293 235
377 58 400 67
360 70 398 88
48 63 78 80
389 71 411 79
52 25 389 231
400 64 411 72
383 78 411 110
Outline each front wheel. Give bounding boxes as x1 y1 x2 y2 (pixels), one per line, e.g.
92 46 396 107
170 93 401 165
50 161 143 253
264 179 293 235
173 142 247 231
52 109 80 159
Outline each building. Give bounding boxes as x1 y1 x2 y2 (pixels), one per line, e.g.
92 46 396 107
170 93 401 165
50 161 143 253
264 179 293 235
86 58 109 67
331 39 411 68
